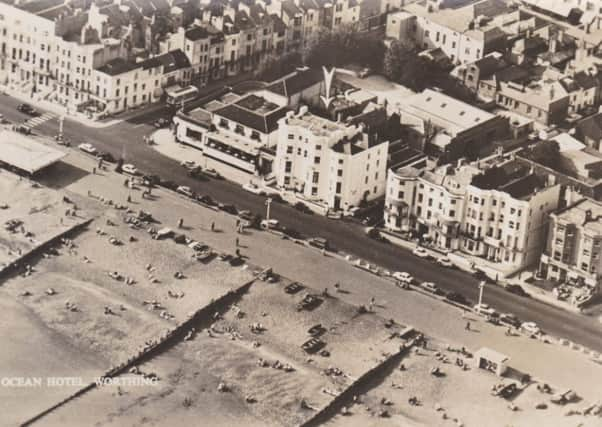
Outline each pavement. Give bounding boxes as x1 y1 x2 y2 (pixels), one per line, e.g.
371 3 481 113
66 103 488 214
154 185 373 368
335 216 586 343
0 92 601 354
35 146 602 403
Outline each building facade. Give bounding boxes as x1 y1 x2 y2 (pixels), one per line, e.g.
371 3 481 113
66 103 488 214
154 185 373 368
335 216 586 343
275 107 388 212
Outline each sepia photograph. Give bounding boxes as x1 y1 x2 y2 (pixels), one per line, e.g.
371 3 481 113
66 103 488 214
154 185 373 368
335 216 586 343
0 0 601 425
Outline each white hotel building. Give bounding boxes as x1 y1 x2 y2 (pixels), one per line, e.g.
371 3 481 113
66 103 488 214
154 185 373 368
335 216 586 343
385 153 561 274
275 108 389 212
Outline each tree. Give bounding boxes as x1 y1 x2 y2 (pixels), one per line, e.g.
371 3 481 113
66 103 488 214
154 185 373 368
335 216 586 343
305 27 385 71
524 140 561 170
383 40 413 82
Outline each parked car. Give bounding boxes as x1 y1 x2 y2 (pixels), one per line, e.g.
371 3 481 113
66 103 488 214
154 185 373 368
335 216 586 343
188 167 208 181
197 194 216 206
218 203 237 215
17 103 38 116
473 303 497 317
15 124 31 134
520 321 541 336
445 292 468 305
159 179 179 191
296 294 322 311
412 247 430 259
420 281 441 294
437 257 454 268
78 143 97 155
366 227 389 243
294 201 313 214
506 284 529 297
122 164 139 175
393 271 413 284
176 186 194 197
260 219 279 229
154 118 169 128
499 313 521 329
281 226 302 239
308 237 328 250
180 160 196 170
96 151 116 163
242 183 265 195
203 168 222 179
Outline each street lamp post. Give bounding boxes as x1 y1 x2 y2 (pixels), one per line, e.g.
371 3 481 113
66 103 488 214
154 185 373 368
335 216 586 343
265 197 272 230
477 280 486 310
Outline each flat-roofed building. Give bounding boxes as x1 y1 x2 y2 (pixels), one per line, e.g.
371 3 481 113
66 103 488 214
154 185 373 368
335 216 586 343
275 107 389 212
400 89 509 163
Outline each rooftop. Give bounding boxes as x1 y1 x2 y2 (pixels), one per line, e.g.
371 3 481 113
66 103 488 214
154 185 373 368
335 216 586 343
0 131 66 174
555 198 602 235
214 94 288 134
266 68 323 98
284 110 350 137
401 89 496 135
404 0 510 34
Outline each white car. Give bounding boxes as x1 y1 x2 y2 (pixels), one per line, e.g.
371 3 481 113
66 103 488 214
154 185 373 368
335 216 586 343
437 257 453 268
393 271 413 284
180 160 196 169
203 168 221 179
176 186 194 197
473 303 497 316
520 321 541 336
420 281 439 294
242 183 265 195
122 163 138 175
260 219 279 229
412 247 430 258
78 143 97 155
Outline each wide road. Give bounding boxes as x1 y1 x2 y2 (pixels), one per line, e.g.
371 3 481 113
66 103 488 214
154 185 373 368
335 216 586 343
1 94 601 352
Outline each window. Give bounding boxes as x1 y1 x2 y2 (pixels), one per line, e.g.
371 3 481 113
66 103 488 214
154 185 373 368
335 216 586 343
285 161 292 173
288 134 294 139
314 156 320 164
312 172 319 183
449 210 455 217
398 191 404 199
286 146 293 154
336 182 342 193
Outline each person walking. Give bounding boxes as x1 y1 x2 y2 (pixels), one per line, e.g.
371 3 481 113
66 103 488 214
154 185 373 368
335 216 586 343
465 321 471 331
178 218 184 229
235 237 239 247
92 167 96 175
211 221 215 232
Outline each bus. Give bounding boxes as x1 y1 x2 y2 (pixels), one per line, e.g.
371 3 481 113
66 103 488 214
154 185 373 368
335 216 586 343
165 85 199 108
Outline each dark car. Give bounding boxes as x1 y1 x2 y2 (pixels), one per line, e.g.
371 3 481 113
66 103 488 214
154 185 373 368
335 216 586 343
294 202 313 214
445 292 469 306
197 194 217 206
159 179 179 191
17 103 38 116
15 124 31 134
296 294 322 311
499 313 521 328
219 203 237 215
308 237 328 250
282 227 303 239
506 284 529 297
188 167 208 181
96 152 116 163
367 227 389 243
